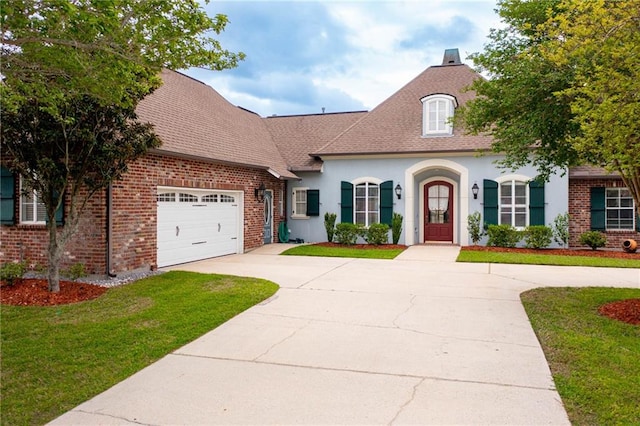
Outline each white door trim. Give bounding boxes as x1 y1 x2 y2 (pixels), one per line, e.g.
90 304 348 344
419 176 458 244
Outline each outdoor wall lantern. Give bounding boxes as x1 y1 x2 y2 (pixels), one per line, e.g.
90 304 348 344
255 182 266 202
472 182 479 199
395 183 402 200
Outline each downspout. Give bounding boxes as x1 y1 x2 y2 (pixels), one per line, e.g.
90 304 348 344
106 184 116 277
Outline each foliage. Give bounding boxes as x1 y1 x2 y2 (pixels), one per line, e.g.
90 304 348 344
0 261 27 286
324 212 337 242
364 223 389 245
62 263 87 281
467 211 485 245
579 231 607 250
523 225 553 249
334 223 365 245
281 245 404 260
521 287 640 424
486 224 521 248
457 249 640 269
551 212 570 248
0 271 278 425
391 212 403 244
0 1 243 292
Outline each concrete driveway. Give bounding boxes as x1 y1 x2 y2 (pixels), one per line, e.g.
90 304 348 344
51 245 639 425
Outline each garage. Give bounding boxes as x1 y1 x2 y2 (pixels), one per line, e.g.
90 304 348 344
157 188 243 267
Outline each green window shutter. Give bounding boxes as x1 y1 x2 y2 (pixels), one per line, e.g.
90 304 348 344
307 190 320 216
45 192 65 226
0 166 15 225
529 180 545 226
636 213 640 233
380 180 393 225
590 187 605 231
340 181 353 223
483 179 498 226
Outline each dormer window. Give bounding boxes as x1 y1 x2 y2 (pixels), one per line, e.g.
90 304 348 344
421 94 456 136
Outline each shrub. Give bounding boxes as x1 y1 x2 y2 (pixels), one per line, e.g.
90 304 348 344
467 211 484 245
579 231 607 250
524 225 553 249
486 224 521 248
365 223 389 245
0 261 27 286
63 263 87 281
552 212 570 248
391 212 403 244
324 212 337 242
335 223 364 245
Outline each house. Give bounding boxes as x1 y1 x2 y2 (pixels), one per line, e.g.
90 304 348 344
1 49 637 276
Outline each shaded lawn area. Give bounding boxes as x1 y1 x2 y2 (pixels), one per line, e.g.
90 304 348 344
457 249 640 268
1 271 279 425
280 243 405 259
521 287 640 425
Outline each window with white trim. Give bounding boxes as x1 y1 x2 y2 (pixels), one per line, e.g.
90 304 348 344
355 182 379 226
499 180 527 228
606 188 635 230
20 178 46 224
292 188 308 218
421 94 456 136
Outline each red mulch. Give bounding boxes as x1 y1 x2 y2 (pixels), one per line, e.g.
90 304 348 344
314 242 408 250
598 299 640 325
0 279 107 306
462 245 639 259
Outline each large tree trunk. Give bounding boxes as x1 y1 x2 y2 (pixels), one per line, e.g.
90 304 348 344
47 219 62 293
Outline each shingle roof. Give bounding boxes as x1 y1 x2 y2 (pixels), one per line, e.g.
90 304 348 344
569 166 621 179
314 64 493 156
264 111 367 172
136 69 297 179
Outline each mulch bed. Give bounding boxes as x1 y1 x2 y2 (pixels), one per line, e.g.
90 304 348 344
313 242 408 250
462 245 639 259
598 299 640 325
0 279 107 306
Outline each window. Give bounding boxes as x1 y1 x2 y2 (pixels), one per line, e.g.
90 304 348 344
157 192 176 202
499 180 527 228
220 194 235 203
421 94 456 136
20 178 46 224
355 182 379 226
202 194 218 203
606 188 635 230
292 188 308 218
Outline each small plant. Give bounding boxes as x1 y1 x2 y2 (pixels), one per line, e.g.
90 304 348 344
524 225 553 249
335 223 364 245
486 224 521 248
552 212 570 248
364 223 389 245
63 263 87 281
0 261 27 286
467 211 485 245
391 212 403 244
579 231 607 250
324 212 337 243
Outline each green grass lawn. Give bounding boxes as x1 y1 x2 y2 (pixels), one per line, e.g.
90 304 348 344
0 271 279 425
457 250 640 268
281 244 405 259
521 287 640 425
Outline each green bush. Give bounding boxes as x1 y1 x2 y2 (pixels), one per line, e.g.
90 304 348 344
486 224 522 248
391 212 403 244
324 212 337 242
0 261 27 286
579 231 607 250
335 223 364 245
552 212 570 248
524 225 553 249
467 211 485 245
364 223 389 245
63 263 87 281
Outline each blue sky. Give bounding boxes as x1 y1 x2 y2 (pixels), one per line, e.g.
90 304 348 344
185 1 501 117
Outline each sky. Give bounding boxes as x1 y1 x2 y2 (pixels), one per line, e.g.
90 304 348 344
184 1 501 117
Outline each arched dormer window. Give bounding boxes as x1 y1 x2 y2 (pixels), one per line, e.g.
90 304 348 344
421 94 456 136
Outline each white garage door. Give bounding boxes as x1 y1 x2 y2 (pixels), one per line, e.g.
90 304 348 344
157 188 242 267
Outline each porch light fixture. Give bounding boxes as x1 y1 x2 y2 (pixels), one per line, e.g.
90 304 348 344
255 182 266 202
395 183 402 200
472 182 479 199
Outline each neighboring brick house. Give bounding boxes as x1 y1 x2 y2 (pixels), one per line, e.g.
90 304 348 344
1 49 637 276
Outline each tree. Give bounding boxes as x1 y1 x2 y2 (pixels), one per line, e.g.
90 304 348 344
458 0 640 216
0 1 244 292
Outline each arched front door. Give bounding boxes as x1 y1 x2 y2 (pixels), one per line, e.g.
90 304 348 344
424 181 453 242
263 190 273 244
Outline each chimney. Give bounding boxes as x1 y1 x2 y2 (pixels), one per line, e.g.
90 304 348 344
442 48 461 65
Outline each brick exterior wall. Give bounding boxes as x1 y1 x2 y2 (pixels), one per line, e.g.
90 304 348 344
1 153 286 275
569 178 639 249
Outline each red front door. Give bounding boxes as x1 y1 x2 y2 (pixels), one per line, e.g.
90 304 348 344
424 181 454 242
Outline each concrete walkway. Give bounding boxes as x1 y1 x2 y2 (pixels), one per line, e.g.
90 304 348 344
50 245 639 425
